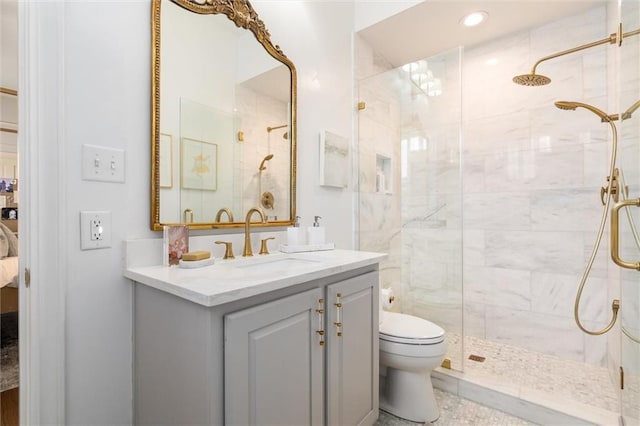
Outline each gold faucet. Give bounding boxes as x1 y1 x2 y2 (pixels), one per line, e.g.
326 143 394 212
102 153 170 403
243 207 266 257
215 207 234 223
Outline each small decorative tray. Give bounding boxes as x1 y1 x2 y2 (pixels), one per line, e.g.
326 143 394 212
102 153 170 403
278 242 335 253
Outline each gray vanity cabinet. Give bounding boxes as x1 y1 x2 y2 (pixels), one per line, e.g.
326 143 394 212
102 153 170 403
326 272 379 425
224 288 325 425
133 263 380 426
224 271 379 426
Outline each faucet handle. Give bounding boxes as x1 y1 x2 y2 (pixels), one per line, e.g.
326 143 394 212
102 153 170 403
259 237 275 255
215 241 235 259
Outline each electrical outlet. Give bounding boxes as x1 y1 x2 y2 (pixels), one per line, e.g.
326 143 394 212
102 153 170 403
91 218 104 241
80 211 111 250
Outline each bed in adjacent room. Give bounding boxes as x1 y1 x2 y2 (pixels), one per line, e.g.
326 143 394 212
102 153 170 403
0 222 19 393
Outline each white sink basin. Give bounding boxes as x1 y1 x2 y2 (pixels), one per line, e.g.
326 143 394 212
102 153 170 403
236 255 323 272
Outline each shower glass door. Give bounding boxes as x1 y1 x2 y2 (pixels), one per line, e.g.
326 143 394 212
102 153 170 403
619 0 640 422
356 47 464 370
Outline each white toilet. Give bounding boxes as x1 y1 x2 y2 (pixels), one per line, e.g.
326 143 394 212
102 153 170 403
379 310 446 423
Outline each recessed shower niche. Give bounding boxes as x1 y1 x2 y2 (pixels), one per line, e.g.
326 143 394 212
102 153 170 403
375 154 391 194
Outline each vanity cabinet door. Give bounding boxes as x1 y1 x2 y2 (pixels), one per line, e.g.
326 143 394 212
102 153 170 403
326 271 379 426
224 288 325 425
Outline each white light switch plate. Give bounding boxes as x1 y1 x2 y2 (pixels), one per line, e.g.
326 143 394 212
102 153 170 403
80 211 112 250
82 144 125 183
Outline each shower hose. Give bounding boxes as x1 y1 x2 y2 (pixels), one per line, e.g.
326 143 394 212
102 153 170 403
574 115 640 343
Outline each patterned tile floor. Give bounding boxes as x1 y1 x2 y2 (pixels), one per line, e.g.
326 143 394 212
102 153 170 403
375 389 537 426
445 334 619 413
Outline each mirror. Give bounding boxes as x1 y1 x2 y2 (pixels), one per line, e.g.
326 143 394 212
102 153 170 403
151 0 297 230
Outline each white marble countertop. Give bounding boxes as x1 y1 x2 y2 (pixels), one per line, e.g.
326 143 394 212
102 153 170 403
125 249 387 307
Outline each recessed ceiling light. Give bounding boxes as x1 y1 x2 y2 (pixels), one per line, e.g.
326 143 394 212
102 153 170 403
461 11 488 27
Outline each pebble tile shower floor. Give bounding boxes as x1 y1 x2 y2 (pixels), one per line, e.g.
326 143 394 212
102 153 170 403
446 334 619 413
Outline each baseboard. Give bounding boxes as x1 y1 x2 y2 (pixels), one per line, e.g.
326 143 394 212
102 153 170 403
432 367 620 426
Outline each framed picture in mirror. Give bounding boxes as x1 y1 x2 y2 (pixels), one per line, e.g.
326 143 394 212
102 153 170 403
181 137 218 191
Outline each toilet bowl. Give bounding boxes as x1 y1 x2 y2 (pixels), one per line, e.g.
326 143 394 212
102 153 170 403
379 311 446 423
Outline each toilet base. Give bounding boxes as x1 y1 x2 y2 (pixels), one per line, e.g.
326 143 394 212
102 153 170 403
379 368 439 423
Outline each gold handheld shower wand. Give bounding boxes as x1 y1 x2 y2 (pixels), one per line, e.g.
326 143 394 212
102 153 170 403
259 154 274 171
555 100 621 336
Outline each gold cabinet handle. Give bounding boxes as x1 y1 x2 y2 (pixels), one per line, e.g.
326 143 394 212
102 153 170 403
611 198 640 271
334 293 343 337
316 299 325 346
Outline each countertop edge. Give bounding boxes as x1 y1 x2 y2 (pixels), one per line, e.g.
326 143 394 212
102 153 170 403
125 250 387 307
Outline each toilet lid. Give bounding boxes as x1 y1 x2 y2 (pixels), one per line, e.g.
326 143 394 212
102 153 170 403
380 312 445 344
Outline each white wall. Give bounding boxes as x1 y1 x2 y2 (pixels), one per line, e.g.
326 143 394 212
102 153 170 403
254 1 357 247
461 6 612 366
62 2 152 424
32 0 359 424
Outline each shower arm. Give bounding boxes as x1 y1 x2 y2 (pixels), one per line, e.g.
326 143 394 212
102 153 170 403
529 25 640 76
267 124 287 132
529 33 617 76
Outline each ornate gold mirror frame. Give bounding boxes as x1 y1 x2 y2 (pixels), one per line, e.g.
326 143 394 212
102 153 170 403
151 0 297 230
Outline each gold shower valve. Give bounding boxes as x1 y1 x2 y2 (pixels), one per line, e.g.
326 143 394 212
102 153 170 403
600 168 624 205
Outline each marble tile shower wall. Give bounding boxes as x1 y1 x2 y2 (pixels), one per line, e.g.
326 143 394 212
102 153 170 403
235 85 290 220
355 34 405 309
399 50 463 336
462 6 612 365
357 7 621 367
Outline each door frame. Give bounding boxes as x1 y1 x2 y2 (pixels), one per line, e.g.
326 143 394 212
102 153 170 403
18 1 67 424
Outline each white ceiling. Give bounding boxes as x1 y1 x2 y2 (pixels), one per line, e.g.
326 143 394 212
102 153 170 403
358 0 606 67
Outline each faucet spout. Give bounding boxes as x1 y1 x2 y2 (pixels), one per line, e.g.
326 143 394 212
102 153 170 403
215 207 234 223
243 207 266 256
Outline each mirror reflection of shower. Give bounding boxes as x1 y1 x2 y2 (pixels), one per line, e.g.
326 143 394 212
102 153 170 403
258 153 275 210
267 124 289 140
259 153 274 171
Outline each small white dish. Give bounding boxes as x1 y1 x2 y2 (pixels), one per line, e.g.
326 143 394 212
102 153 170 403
179 257 215 269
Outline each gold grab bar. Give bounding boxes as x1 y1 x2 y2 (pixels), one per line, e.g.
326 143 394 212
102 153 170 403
611 198 640 271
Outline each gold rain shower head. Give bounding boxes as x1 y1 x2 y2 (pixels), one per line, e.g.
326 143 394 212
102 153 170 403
512 73 551 86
